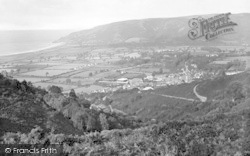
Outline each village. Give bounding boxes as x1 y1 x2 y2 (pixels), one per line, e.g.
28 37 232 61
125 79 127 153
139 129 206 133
0 45 249 94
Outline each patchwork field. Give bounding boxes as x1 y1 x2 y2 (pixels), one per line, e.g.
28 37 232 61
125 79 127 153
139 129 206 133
120 73 145 79
34 61 68 66
15 77 49 83
125 67 165 73
50 77 97 85
73 85 106 93
20 69 71 77
212 60 230 65
0 68 12 72
224 56 250 69
45 63 88 70
71 71 94 78
35 82 77 91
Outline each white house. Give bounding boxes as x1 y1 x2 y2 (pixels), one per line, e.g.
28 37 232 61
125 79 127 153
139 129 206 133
116 78 128 84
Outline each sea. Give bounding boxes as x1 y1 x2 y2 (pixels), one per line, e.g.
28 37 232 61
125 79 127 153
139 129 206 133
0 29 74 56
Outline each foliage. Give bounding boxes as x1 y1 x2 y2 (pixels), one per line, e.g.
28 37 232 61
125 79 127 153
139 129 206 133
99 113 109 130
66 78 71 84
1 70 250 155
69 89 77 98
1 112 247 156
48 85 62 94
225 81 245 102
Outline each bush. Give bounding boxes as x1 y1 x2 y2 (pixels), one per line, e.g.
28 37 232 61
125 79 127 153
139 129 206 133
48 85 62 94
69 89 77 98
99 113 109 130
225 82 245 102
0 73 4 79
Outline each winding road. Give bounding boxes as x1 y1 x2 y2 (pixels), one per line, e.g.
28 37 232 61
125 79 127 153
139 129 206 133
152 93 196 102
193 84 207 102
152 84 208 103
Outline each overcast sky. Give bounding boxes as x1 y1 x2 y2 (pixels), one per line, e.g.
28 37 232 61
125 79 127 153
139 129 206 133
0 0 249 30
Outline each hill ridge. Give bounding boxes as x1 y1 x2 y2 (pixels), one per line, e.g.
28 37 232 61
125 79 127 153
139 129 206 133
57 13 250 46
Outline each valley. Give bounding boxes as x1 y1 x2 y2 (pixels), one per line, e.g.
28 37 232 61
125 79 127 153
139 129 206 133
1 12 250 155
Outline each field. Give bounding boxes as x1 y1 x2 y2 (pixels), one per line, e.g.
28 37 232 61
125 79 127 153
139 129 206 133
20 69 71 77
15 77 49 83
116 73 144 79
224 56 250 69
71 71 94 78
35 82 77 91
33 62 68 66
211 60 230 65
45 63 86 70
50 77 97 85
0 68 12 72
73 85 106 93
125 67 167 73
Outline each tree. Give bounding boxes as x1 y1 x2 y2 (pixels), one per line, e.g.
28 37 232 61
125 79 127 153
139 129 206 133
77 80 81 87
20 80 28 92
69 89 77 98
89 72 93 77
0 73 4 79
152 71 156 77
86 115 96 132
99 113 109 130
66 78 71 84
79 98 91 108
49 85 62 94
226 82 245 102
16 68 21 73
10 79 19 89
1 70 8 77
159 68 163 74
10 69 14 75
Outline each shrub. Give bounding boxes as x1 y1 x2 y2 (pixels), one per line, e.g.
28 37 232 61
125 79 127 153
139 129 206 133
69 89 77 98
99 113 109 130
48 85 62 94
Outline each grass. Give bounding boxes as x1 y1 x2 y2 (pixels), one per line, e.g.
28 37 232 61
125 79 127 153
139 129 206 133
35 82 77 91
72 71 93 78
74 85 106 93
45 65 79 70
110 89 196 121
197 72 250 100
15 77 49 83
50 78 97 85
225 56 250 68
20 69 71 77
154 81 199 99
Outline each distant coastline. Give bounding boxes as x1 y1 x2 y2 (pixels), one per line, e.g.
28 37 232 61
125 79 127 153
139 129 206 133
0 42 65 57
0 29 73 57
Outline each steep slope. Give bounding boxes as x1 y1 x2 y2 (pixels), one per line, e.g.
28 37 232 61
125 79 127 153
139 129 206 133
0 76 142 137
197 72 250 100
57 13 250 46
0 77 82 136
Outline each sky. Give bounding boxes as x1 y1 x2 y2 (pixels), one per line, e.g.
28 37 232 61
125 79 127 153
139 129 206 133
0 0 249 30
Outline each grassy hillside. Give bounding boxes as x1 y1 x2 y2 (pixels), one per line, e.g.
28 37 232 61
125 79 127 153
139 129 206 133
110 89 196 121
154 81 199 99
57 13 250 46
197 72 250 100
